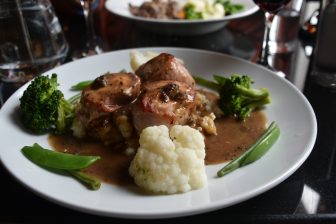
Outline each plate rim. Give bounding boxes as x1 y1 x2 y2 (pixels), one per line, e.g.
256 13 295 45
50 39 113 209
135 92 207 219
0 47 317 219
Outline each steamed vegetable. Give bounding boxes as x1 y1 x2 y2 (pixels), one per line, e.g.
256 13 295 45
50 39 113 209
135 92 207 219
184 3 203 19
194 74 271 120
22 143 101 190
217 121 280 177
19 74 75 134
129 125 207 194
21 144 100 170
183 0 244 20
216 0 244 15
70 80 93 91
68 170 101 190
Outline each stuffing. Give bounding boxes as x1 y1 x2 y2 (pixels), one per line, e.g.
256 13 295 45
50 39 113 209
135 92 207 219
71 116 86 138
200 113 217 135
129 125 207 194
115 114 134 139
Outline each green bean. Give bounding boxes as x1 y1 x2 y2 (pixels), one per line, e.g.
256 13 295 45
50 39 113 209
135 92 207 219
193 75 221 91
70 70 128 91
70 80 93 91
217 121 280 177
67 93 81 105
21 143 100 170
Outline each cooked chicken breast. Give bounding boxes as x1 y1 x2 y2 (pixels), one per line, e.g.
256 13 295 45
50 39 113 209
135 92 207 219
135 53 195 87
73 53 218 147
81 72 141 114
75 72 141 145
132 80 195 132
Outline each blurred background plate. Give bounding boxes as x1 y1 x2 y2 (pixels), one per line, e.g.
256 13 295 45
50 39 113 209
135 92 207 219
105 0 259 35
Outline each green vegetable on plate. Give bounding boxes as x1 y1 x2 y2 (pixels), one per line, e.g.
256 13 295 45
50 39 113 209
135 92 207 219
22 143 101 190
68 80 96 104
183 0 244 20
19 74 75 134
194 74 271 120
217 121 280 177
216 0 244 15
70 80 93 91
68 170 101 191
184 4 203 19
70 70 127 91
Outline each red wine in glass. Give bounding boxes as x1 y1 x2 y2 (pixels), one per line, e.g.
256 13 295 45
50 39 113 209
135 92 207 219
253 0 291 66
253 0 291 13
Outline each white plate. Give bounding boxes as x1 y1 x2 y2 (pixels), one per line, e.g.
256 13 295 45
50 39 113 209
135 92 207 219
0 47 317 219
105 0 259 35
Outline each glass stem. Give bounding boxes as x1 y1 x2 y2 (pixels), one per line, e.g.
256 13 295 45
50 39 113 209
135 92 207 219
80 0 97 50
16 0 34 63
258 12 275 66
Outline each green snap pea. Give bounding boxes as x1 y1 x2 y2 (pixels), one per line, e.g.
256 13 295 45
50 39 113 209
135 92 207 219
21 143 101 190
22 143 100 170
70 70 127 91
217 121 280 177
67 93 81 105
70 80 93 91
68 170 101 190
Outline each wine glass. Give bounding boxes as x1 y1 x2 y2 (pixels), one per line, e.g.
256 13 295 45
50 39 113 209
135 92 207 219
253 0 291 67
0 0 69 105
71 0 103 60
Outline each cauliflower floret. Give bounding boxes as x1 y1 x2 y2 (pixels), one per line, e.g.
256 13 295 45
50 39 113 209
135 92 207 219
129 125 207 194
185 0 225 19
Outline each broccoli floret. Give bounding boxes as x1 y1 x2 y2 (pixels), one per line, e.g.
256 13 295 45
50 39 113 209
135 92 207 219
184 4 203 20
194 74 270 120
19 74 75 134
216 0 244 15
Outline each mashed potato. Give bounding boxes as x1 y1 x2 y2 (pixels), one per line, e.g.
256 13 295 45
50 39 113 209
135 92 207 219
129 125 207 194
130 50 185 72
130 50 159 71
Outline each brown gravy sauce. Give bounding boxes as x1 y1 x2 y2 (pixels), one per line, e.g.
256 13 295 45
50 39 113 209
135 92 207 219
205 110 267 164
48 136 134 186
48 110 267 186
